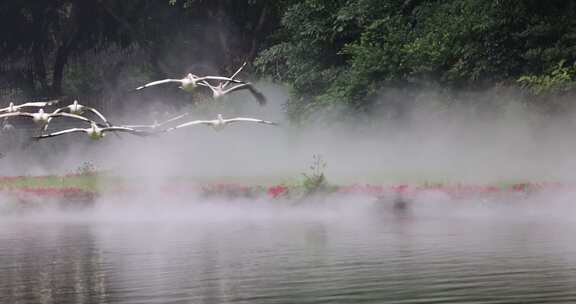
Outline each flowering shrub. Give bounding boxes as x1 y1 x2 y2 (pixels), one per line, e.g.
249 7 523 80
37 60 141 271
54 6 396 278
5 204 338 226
0 173 571 210
300 154 329 194
267 185 288 198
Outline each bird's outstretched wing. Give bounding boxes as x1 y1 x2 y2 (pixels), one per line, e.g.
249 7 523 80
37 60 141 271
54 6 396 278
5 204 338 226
52 107 66 114
156 113 190 127
84 107 112 127
222 62 247 88
50 112 94 124
225 117 278 126
222 83 267 106
34 128 87 140
0 112 34 119
196 76 245 84
165 120 215 132
19 100 59 108
135 79 183 91
102 127 153 137
122 124 152 129
245 85 267 106
198 80 216 91
123 113 190 129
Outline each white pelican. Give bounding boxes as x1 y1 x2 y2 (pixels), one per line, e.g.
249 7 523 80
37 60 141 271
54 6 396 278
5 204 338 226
165 114 278 132
34 121 151 141
0 100 59 113
123 113 190 130
52 100 111 124
200 81 267 106
135 74 244 93
0 109 92 127
44 100 112 131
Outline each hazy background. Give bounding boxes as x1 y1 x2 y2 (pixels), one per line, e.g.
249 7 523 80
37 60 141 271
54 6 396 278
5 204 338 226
2 83 575 186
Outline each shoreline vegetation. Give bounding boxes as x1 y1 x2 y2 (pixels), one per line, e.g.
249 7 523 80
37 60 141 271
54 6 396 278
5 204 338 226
0 172 567 212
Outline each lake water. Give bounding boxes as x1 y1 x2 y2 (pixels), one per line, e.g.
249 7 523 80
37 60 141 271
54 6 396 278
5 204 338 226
1 199 576 304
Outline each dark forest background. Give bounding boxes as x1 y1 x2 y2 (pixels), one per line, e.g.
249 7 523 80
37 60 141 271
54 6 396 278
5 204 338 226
1 0 575 121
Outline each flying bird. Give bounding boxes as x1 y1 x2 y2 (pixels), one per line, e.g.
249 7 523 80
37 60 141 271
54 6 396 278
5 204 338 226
0 109 93 127
50 100 111 126
34 121 152 141
200 81 267 106
0 100 59 113
43 100 112 132
197 62 266 105
135 74 244 93
164 114 278 132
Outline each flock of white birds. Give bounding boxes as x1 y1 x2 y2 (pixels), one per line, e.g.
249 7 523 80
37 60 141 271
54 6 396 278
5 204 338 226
0 63 278 141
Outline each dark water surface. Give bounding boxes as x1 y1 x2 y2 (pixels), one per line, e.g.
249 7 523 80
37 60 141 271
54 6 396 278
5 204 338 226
1 202 576 304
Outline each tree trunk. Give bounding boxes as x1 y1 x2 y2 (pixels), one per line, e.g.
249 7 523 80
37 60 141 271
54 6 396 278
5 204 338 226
50 2 80 95
32 42 48 93
29 5 50 95
51 45 72 95
209 1 231 72
247 4 270 62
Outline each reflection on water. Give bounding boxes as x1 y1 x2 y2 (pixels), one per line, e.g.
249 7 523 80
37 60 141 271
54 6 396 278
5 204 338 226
2 202 576 304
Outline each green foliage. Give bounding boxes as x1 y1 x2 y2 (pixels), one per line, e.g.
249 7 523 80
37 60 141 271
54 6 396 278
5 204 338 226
300 154 328 194
257 0 576 120
518 61 576 95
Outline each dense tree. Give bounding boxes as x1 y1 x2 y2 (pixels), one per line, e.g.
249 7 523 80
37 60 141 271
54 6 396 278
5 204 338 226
0 0 145 96
256 0 576 120
1 0 575 120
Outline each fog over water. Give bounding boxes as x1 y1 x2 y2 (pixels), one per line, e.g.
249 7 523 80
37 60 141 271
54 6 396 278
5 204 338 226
2 84 576 185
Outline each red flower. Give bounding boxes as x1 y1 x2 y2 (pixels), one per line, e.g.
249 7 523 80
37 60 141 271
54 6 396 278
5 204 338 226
268 185 287 198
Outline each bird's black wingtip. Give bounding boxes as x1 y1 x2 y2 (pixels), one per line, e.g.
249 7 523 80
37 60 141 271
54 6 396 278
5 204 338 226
255 93 267 106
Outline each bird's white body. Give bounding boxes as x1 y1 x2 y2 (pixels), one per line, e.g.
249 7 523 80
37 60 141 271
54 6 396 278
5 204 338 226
212 114 227 131
201 82 267 105
3 103 16 113
67 100 84 115
31 109 51 125
212 87 226 100
179 74 199 92
87 123 104 140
